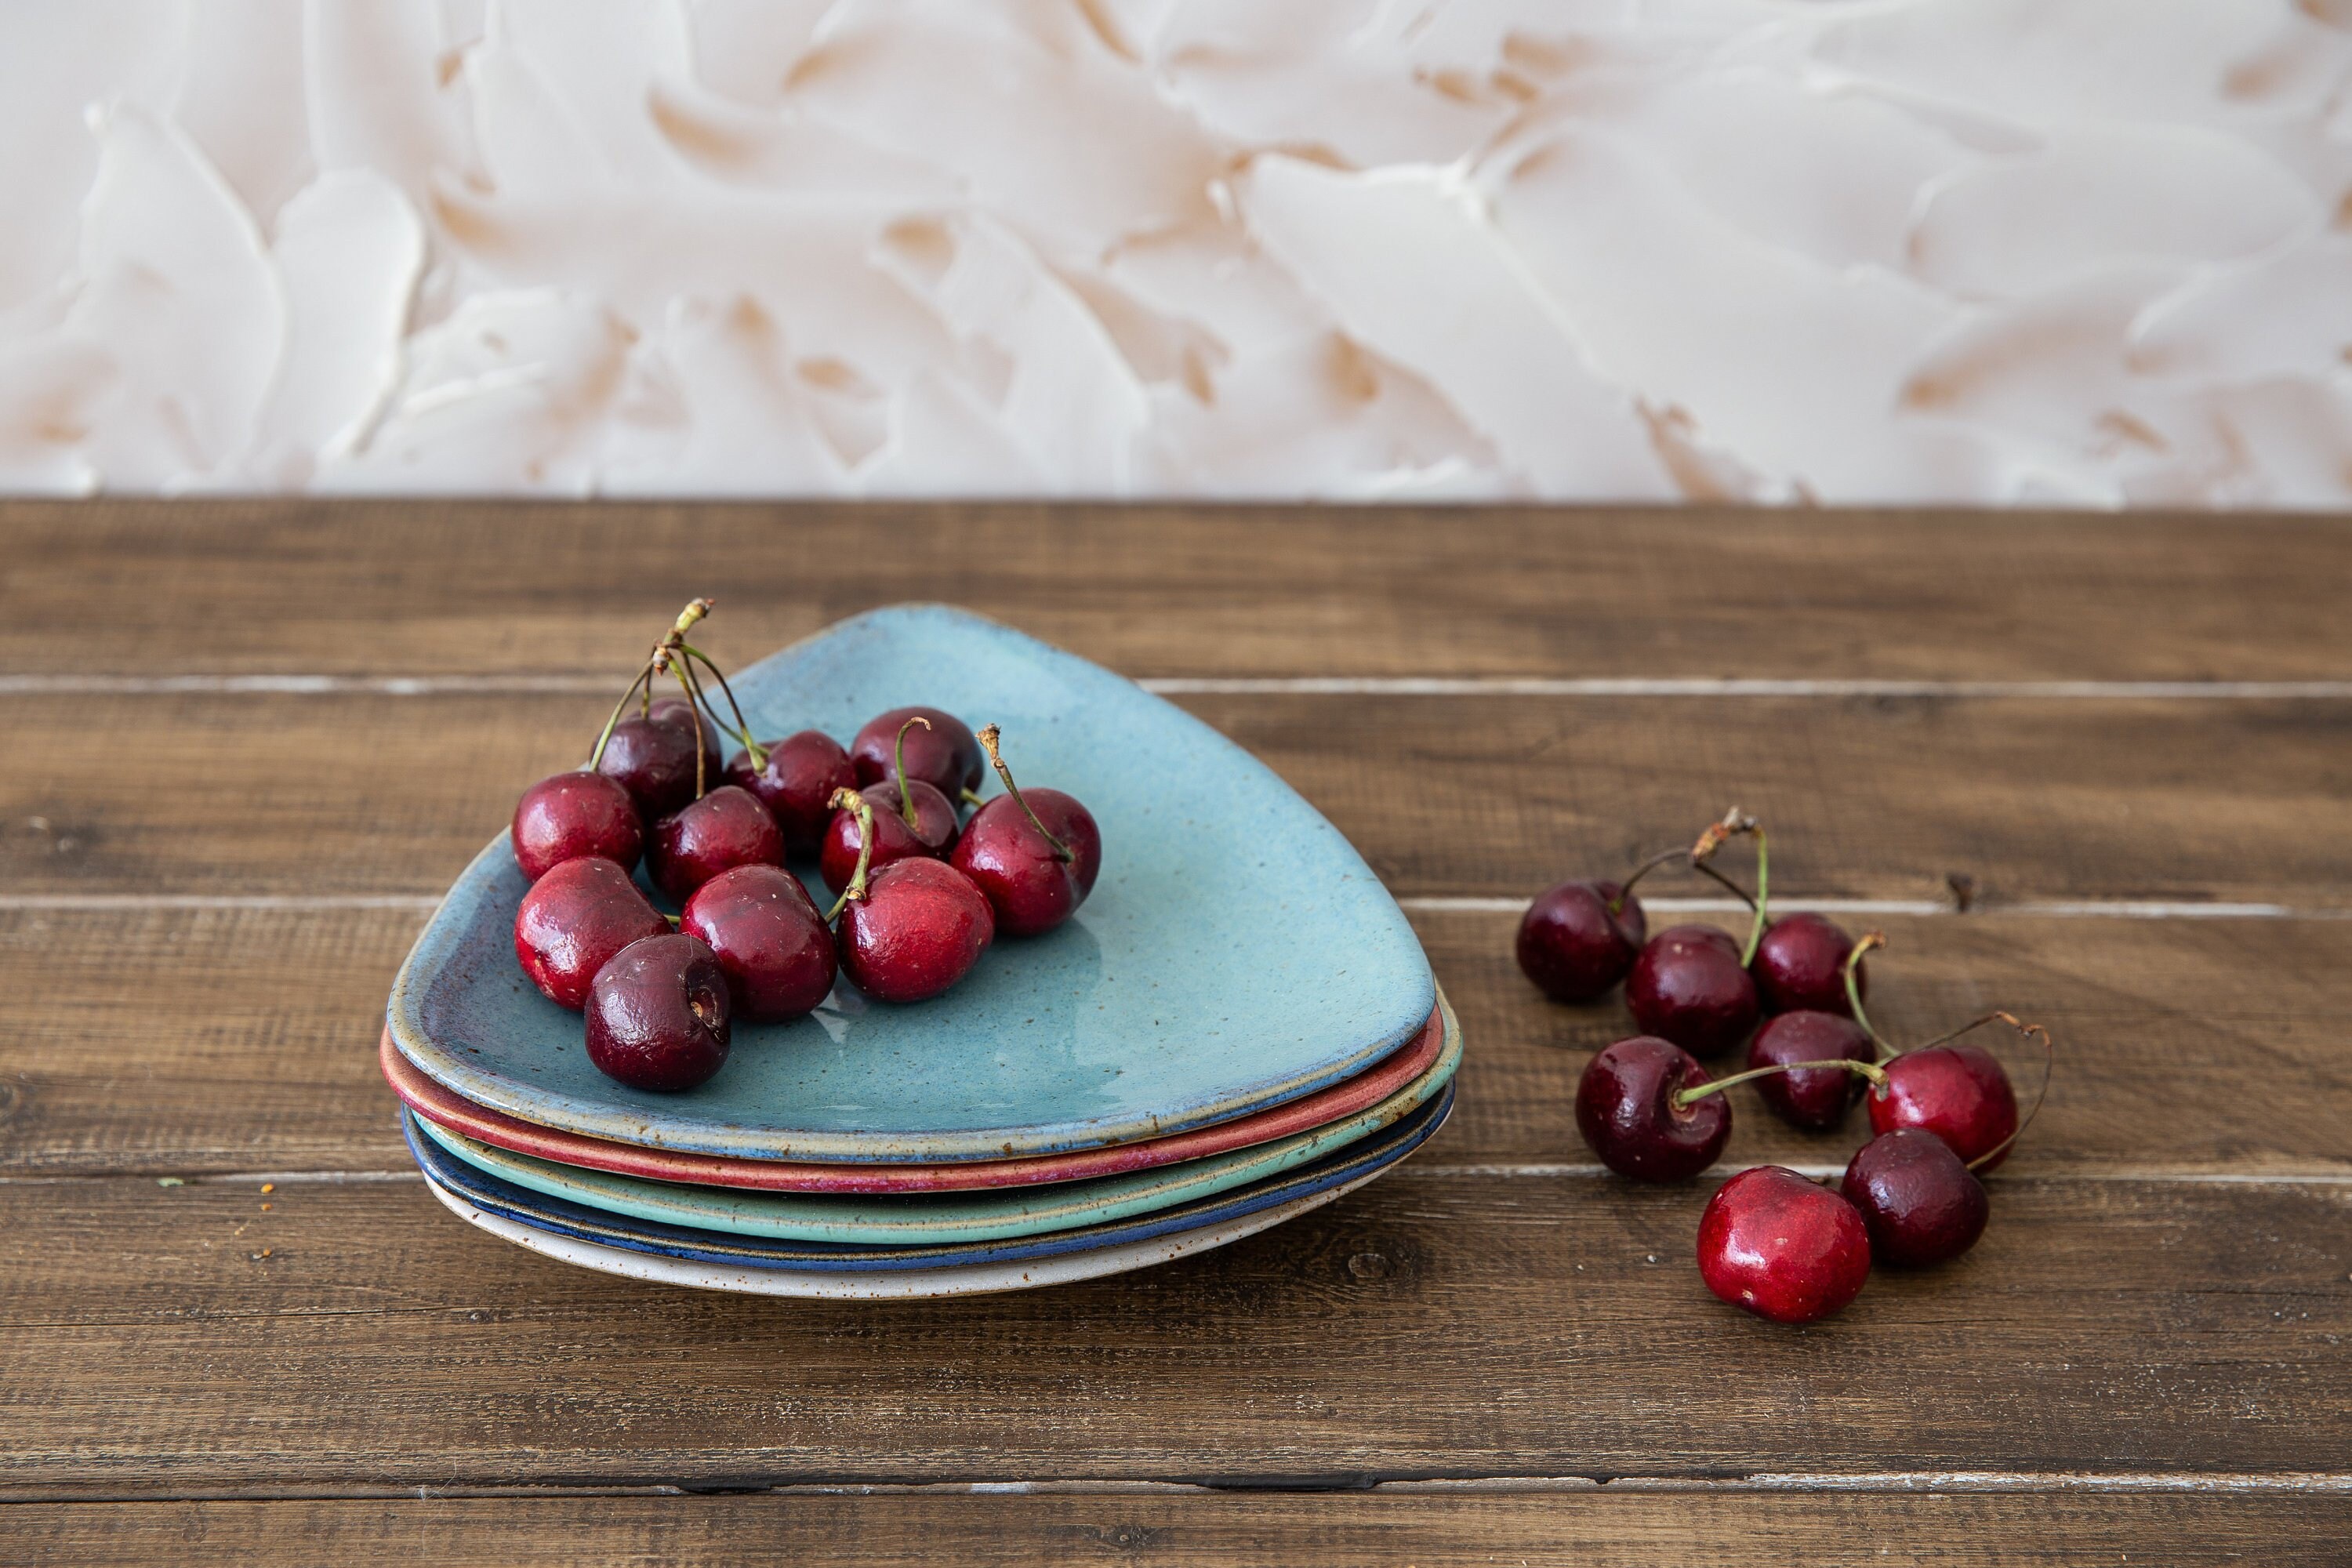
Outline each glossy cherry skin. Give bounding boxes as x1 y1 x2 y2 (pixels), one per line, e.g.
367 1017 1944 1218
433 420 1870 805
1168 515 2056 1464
512 857 670 1011
1517 880 1647 1003
1869 1042 2019 1169
836 858 996 1004
1574 1036 1730 1181
1626 925 1760 1058
511 770 643 881
1841 1129 1989 1267
1745 1010 1878 1132
1697 1166 1873 1325
950 789 1102 937
597 710 706 821
648 695 723 778
680 864 836 1023
583 933 731 1092
1752 912 1863 1016
850 707 984 800
726 731 856 856
818 779 960 895
647 785 785 905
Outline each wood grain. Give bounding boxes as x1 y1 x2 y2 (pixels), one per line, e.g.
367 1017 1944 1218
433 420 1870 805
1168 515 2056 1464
5 907 2350 1179
3 499 2347 681
3 1176 2346 1494
12 1493 2350 1567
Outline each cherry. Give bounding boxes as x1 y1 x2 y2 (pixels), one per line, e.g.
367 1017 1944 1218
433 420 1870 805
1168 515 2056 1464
1869 1041 2019 1169
819 715 960 892
596 709 707 820
583 932 731 1091
513 856 670 1011
1626 925 1759 1058
851 706 983 800
647 694 723 781
1840 1128 1989 1267
950 724 1102 937
647 784 785 905
511 770 642 881
1517 878 1648 1003
1745 1010 1878 1131
1574 1036 1730 1181
726 730 856 856
681 864 836 1022
1697 1166 1872 1325
836 857 996 1003
1752 912 1864 1016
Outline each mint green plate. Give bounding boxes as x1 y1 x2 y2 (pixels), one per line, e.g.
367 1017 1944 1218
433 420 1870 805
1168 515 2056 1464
413 993 1458 1245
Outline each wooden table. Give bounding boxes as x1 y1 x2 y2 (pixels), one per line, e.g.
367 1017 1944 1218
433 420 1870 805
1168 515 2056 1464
4 503 2347 1564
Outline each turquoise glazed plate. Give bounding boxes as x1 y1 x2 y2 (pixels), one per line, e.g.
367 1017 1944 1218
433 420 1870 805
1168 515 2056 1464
388 606 1436 1163
412 991 1459 1245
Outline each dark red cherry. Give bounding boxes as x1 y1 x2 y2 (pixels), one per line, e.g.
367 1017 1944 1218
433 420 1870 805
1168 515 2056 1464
818 779 959 894
1869 1043 2020 1169
1752 912 1862 1015
1518 880 1647 1003
512 770 642 881
1841 1129 1990 1267
681 864 836 1023
647 785 785 905
1626 924 1759 1058
1697 1165 1872 1325
1745 1010 1878 1131
584 932 731 1092
513 857 670 1010
597 712 705 820
726 731 856 856
952 789 1101 936
836 857 995 1004
851 706 983 799
647 694 723 779
1574 1036 1730 1181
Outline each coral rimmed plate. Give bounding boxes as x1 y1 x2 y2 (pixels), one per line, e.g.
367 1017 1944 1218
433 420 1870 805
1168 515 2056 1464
411 1004 1458 1245
406 1084 1453 1273
381 997 1448 1195
387 604 1436 1163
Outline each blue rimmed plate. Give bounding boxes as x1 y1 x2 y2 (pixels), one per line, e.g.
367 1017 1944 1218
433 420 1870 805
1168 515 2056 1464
388 605 1436 1163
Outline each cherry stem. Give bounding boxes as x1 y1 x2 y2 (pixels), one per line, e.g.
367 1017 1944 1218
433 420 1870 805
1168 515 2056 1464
1964 1014 2055 1172
590 599 713 768
1608 848 1686 915
976 723 1073 863
962 787 986 808
677 644 765 771
1691 808 1767 965
893 715 931 831
824 789 876 921
659 652 706 800
587 657 658 770
1691 860 1760 913
1845 930 1891 1061
1672 1055 1887 1109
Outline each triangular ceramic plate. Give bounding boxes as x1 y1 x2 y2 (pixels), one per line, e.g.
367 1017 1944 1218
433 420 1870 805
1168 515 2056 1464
388 606 1436 1163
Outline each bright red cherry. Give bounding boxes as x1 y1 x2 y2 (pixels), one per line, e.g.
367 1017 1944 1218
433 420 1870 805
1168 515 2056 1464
1697 1166 1872 1325
1745 1010 1878 1131
1869 1043 2019 1169
1841 1129 1989 1267
1518 880 1646 1003
513 857 670 1011
1752 912 1863 1016
836 857 995 1004
647 784 784 905
818 779 958 893
1627 925 1759 1058
950 724 1101 937
681 864 836 1022
851 706 983 800
726 730 856 856
1573 1036 1730 1182
511 770 642 881
584 932 731 1092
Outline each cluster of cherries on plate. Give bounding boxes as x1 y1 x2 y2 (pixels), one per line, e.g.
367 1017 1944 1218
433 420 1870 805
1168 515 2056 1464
507 601 1102 1095
1518 809 2049 1326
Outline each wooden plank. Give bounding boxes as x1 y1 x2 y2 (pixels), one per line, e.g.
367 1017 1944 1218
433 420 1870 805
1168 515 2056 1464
5 907 2349 1178
10 1492 2349 1567
2 1176 2345 1493
2 500 2347 682
5 691 2347 906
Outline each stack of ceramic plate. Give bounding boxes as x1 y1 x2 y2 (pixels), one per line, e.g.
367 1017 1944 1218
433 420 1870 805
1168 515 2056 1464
383 607 1457 1299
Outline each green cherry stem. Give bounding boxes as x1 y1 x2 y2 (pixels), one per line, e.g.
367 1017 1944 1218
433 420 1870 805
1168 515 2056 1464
976 723 1073 863
677 644 765 771
892 715 931 831
824 789 877 921
1671 1054 1887 1110
1962 1013 2055 1172
587 656 659 770
1608 847 1687 916
1844 930 1891 1061
659 652 706 800
962 787 986 809
1691 808 1768 964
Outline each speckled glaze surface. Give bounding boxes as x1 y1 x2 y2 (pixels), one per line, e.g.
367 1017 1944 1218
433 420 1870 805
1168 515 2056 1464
405 1083 1453 1272
388 606 1436 1163
412 1006 1458 1245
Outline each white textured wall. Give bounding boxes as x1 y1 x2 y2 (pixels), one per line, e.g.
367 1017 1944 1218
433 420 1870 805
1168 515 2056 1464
3 1 2349 504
